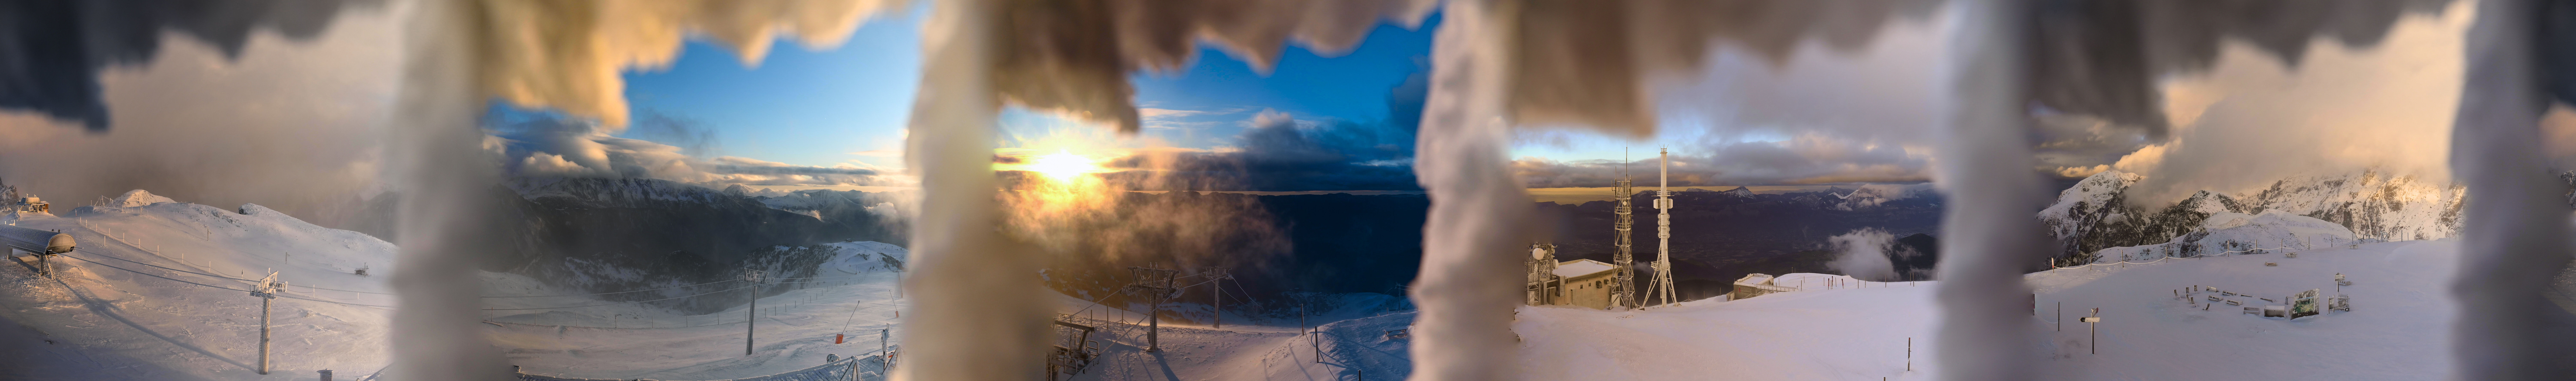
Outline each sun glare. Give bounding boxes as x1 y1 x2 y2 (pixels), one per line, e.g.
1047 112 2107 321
1025 150 1103 181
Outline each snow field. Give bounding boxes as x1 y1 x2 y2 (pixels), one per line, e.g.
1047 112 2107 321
1 200 401 380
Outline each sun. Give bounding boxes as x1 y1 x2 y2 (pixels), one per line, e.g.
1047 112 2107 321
1024 150 1104 181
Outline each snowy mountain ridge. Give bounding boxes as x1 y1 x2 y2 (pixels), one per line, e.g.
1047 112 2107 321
507 177 736 207
2038 169 2462 258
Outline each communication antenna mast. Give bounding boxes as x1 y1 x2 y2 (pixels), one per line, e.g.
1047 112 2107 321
1648 148 1678 307
1608 149 1638 309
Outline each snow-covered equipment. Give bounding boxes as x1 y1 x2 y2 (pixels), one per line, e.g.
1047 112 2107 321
1 224 73 277
2263 305 2288 318
14 196 48 213
1046 320 1102 381
0 224 74 254
2290 289 2322 319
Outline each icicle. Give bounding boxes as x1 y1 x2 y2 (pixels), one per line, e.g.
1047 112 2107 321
1930 1 2042 379
1406 1 1528 379
385 1 513 379
2445 0 2571 377
890 0 1050 379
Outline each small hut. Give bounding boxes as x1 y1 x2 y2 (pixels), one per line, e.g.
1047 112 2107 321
1730 273 1799 300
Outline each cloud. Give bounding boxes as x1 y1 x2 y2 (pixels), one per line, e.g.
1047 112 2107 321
1086 110 1420 191
2029 0 2456 135
2095 6 2469 207
1513 133 1931 187
489 113 904 188
0 2 401 227
1826 228 1899 282
456 0 908 126
0 0 386 131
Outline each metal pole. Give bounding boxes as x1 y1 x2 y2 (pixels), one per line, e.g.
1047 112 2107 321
259 295 271 375
2056 302 2062 331
1905 337 1911 371
1147 285 1160 352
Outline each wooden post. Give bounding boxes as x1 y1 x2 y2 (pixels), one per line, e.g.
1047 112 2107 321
744 268 765 357
1905 337 1911 371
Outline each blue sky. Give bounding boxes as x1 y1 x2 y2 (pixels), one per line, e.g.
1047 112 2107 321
606 8 1449 178
615 7 927 170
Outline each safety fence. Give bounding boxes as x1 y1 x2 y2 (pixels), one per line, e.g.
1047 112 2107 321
515 347 893 381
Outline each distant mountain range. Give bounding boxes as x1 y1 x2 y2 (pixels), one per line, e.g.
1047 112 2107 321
2038 170 2463 261
349 178 905 314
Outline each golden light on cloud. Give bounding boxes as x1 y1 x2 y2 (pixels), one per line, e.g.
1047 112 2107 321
1023 150 1106 181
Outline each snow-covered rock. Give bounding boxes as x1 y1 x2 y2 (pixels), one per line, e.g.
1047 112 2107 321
110 189 176 207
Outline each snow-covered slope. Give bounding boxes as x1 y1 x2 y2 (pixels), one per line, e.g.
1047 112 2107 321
0 189 925 381
2082 211 2358 263
483 240 913 380
1504 240 2471 380
0 199 401 380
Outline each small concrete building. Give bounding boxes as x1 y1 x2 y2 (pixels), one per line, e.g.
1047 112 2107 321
1730 273 1799 300
1550 259 1620 309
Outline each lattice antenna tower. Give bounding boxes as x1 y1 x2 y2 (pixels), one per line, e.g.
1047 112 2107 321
1610 149 1638 309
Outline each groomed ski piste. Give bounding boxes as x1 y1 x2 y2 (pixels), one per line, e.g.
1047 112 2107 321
3 189 2558 380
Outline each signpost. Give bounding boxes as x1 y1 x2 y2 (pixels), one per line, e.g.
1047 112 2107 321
2080 309 2103 355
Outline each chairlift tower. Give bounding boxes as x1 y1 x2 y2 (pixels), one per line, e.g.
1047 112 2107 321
1609 153 1639 309
1648 148 1678 306
1122 266 1181 352
249 271 285 375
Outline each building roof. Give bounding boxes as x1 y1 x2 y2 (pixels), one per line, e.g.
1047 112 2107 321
1553 259 1617 279
1735 273 1775 285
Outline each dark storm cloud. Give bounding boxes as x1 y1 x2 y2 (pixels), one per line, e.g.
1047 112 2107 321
0 0 381 131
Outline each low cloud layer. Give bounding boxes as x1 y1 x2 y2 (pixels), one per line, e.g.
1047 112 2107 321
1514 134 1930 187
2073 5 2470 207
1826 228 1899 282
489 113 904 189
0 3 400 226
